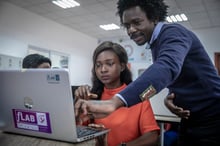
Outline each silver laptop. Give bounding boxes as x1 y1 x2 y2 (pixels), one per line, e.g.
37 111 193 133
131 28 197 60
0 69 109 142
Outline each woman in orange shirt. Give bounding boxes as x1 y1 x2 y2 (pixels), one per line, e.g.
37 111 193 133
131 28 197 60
75 41 159 146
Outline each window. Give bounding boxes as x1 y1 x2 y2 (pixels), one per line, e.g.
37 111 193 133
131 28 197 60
0 54 22 69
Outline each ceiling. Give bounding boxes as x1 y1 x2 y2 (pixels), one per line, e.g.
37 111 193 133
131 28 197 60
4 0 220 40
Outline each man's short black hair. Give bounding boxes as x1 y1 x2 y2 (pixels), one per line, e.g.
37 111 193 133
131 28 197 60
117 0 169 24
22 54 51 68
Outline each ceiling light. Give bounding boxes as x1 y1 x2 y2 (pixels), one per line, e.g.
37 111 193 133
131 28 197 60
180 14 188 21
52 0 80 9
175 15 182 22
99 23 120 31
166 13 188 23
166 17 172 23
170 15 178 22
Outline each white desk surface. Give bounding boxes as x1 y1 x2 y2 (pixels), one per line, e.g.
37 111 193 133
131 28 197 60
155 114 181 123
154 115 180 146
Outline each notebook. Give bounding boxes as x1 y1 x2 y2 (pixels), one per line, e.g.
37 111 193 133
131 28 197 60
0 69 109 143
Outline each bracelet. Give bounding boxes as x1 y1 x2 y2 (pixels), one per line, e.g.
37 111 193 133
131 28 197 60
121 142 126 146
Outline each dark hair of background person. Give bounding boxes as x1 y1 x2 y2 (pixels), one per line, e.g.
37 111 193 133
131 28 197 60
22 53 51 68
91 41 132 100
116 0 169 24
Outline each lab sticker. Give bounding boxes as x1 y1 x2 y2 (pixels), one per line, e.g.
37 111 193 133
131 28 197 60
140 85 157 101
12 109 52 133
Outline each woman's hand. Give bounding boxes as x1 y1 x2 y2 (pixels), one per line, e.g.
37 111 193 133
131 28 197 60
164 93 190 119
74 85 98 100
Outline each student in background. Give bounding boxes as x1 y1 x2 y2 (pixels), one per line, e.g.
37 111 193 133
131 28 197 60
22 53 51 68
164 122 179 146
74 41 159 146
75 0 220 145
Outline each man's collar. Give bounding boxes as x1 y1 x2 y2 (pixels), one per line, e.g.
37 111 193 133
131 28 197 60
145 22 165 49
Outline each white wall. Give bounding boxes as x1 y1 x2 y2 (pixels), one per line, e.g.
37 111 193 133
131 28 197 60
0 1 98 85
194 27 220 62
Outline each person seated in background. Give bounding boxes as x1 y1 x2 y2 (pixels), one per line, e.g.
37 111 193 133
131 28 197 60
164 122 179 146
163 93 189 146
74 41 160 146
22 53 51 68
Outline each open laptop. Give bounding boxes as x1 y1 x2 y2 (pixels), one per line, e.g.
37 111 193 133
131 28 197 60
0 69 109 143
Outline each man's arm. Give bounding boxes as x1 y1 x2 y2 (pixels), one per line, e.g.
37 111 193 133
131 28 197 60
74 95 125 120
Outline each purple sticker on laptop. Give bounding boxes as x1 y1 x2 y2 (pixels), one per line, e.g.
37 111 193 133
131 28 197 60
12 109 52 133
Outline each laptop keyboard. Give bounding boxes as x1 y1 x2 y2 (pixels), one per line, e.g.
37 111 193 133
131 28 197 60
77 126 100 137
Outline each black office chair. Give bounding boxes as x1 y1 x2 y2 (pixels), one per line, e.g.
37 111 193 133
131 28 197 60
71 85 79 99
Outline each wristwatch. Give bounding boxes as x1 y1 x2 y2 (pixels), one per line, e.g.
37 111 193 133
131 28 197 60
121 142 126 146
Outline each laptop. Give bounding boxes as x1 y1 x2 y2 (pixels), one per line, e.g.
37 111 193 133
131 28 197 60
0 69 109 143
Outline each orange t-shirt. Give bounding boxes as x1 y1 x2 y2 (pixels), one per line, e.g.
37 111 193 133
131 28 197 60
95 84 160 146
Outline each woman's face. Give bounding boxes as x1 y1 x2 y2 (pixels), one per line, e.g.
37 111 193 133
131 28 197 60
95 50 124 89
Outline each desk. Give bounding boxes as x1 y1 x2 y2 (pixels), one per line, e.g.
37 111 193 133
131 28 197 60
0 131 95 146
155 115 180 146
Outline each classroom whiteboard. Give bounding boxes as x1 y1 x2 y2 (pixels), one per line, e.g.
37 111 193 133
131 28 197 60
150 88 177 117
